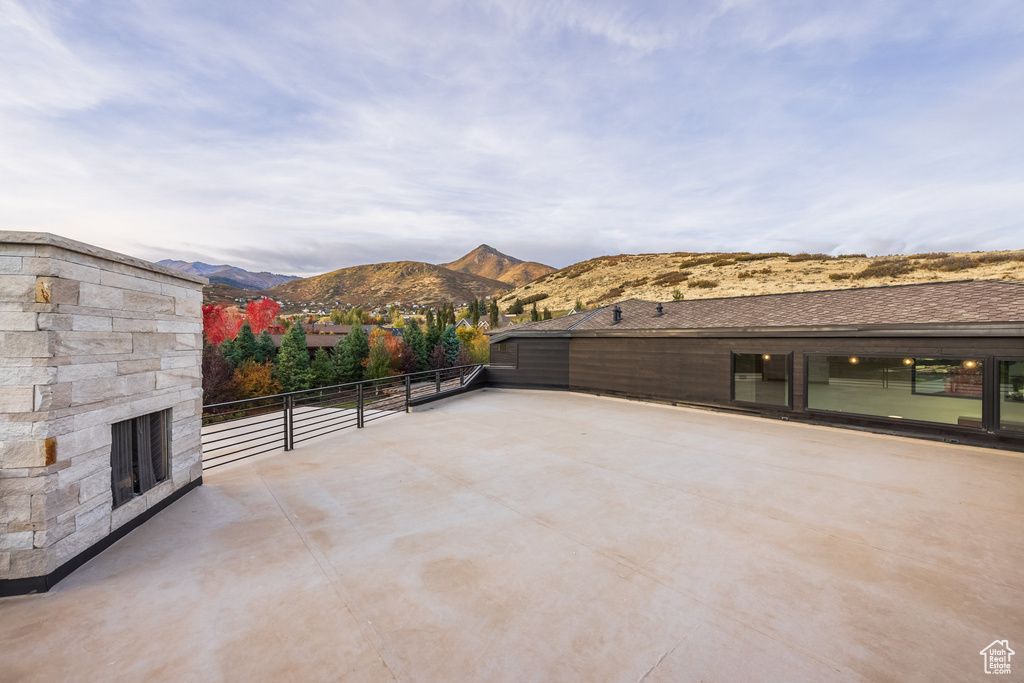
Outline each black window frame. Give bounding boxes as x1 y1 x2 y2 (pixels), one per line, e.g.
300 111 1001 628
802 353 994 431
994 357 1024 434
730 351 794 410
110 409 171 509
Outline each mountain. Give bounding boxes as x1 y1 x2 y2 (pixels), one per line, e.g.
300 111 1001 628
494 249 1024 313
264 260 512 307
439 244 556 287
158 260 299 290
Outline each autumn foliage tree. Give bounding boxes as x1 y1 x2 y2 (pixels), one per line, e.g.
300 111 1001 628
231 360 281 400
202 304 244 345
365 329 397 380
245 297 281 334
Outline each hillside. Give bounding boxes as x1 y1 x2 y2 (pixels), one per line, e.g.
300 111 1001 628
440 244 555 287
265 260 511 307
497 250 1024 312
158 260 298 290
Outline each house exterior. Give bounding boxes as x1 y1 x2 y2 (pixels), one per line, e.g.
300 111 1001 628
486 280 1024 451
0 232 205 595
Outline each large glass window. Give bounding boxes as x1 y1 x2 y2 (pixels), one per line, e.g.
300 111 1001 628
999 361 1024 432
733 353 790 407
806 356 983 426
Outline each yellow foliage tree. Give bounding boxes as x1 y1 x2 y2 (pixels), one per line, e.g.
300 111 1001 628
470 335 490 364
456 326 482 347
231 360 282 400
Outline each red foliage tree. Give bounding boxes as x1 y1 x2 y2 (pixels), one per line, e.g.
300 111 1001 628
202 304 244 346
245 297 281 334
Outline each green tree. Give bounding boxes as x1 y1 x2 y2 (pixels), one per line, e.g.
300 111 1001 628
330 308 344 325
671 289 684 301
254 330 277 364
574 297 584 310
471 299 481 327
489 299 499 328
403 318 428 371
424 318 442 360
309 348 337 388
337 325 369 382
530 303 540 322
425 309 435 334
542 307 552 320
509 298 524 315
441 324 460 366
228 323 257 367
219 338 236 366
274 323 311 392
364 335 393 380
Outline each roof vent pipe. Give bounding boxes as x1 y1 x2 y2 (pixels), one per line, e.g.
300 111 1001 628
612 306 622 324
655 303 663 317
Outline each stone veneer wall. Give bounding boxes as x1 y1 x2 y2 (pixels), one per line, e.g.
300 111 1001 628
0 232 206 586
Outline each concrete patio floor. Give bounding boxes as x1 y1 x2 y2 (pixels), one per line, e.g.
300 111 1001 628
2 388 1022 682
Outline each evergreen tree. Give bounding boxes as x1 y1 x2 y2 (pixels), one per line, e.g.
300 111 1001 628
337 324 369 382
219 338 236 367
424 318 442 360
542 307 552 320
574 297 584 310
441 324 460 366
425 309 435 334
254 331 277 364
229 323 257 366
471 299 481 327
489 299 499 328
509 298 524 315
309 348 336 388
403 318 428 371
274 323 311 392
530 303 540 322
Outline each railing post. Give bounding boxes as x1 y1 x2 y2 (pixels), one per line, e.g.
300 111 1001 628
435 370 441 393
283 395 293 451
460 366 465 386
405 375 411 412
357 383 364 428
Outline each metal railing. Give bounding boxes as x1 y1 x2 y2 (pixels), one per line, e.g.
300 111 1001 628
201 364 484 469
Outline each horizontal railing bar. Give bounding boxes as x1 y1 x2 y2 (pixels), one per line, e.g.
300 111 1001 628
292 421 358 441
202 443 287 468
202 418 283 441
292 414 359 433
203 436 284 460
292 411 358 432
202 431 284 454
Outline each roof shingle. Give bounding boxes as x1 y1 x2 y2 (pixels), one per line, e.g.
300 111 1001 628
499 280 1024 334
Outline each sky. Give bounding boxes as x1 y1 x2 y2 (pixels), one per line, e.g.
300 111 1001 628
2 1 1024 276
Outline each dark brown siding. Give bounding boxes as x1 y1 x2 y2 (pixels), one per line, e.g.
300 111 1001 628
489 333 1024 450
485 337 569 389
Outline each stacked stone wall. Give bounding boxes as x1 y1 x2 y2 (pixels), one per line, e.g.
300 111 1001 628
0 232 205 583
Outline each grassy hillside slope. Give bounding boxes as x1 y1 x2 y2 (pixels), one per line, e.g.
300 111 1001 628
498 250 1024 311
266 260 511 306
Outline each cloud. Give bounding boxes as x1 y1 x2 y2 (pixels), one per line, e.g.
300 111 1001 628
1 0 1023 275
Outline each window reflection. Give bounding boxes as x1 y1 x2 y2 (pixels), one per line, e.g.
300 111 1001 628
999 361 1024 432
807 356 983 426
733 353 789 407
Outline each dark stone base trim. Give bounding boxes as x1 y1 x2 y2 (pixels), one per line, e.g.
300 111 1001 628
0 477 203 598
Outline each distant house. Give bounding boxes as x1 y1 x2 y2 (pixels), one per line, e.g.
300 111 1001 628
456 318 475 330
270 324 377 353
